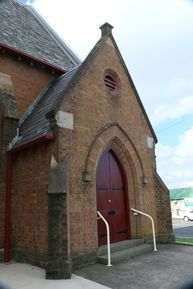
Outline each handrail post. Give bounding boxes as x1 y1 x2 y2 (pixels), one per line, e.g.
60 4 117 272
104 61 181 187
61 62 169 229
97 211 112 266
131 208 157 252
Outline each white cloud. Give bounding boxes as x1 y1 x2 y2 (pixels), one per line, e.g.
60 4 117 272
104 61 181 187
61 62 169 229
30 0 193 61
26 0 35 4
175 127 193 161
151 96 193 125
167 78 193 95
156 126 193 188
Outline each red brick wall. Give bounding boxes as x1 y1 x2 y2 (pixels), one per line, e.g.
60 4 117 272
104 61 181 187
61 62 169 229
11 143 53 264
56 38 162 257
0 52 61 252
0 53 59 115
0 113 4 248
154 173 174 242
0 181 5 249
0 117 18 249
1 36 172 268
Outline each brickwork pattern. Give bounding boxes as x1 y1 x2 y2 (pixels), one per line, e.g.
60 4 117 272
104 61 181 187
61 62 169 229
154 173 174 242
11 143 53 264
0 54 57 115
46 193 71 279
0 117 18 249
0 0 79 70
1 35 173 271
56 38 164 259
0 53 59 252
0 182 5 249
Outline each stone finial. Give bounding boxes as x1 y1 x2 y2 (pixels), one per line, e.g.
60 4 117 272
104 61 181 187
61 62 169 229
100 22 114 37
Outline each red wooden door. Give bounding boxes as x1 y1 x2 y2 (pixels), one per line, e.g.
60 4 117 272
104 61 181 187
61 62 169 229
96 149 130 246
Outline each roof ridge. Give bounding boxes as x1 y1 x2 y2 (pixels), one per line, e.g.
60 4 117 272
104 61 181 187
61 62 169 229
0 0 79 70
43 38 107 113
12 0 25 7
108 33 157 143
19 77 57 127
14 66 80 146
26 6 81 66
19 67 79 128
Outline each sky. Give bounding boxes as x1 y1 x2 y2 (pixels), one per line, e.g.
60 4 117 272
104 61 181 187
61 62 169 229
20 0 193 189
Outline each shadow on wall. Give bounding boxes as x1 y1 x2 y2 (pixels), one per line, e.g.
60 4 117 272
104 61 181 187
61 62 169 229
0 282 13 289
179 279 193 289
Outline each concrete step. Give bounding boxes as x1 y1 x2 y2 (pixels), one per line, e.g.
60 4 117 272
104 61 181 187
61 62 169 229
98 243 153 265
97 239 145 256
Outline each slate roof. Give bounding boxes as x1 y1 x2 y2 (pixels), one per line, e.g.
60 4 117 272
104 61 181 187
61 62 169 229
14 36 106 148
0 0 80 70
14 66 80 147
170 187 193 200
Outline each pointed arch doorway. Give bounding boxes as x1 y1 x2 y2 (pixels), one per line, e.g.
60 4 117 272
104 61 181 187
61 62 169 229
96 149 131 246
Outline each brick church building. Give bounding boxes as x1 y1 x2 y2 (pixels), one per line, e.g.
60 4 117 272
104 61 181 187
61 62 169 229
0 0 174 279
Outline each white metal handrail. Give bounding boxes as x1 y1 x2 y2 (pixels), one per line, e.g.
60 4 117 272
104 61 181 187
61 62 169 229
131 208 157 252
97 211 112 266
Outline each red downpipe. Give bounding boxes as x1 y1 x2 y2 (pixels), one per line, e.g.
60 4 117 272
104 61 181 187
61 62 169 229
4 152 13 262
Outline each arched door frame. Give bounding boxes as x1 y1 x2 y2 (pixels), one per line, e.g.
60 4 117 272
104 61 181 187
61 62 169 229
84 124 145 241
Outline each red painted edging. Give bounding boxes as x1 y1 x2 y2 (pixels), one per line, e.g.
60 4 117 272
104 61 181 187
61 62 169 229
12 135 55 152
0 43 66 74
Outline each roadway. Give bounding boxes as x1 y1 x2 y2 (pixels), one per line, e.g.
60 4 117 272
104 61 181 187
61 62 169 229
172 219 193 237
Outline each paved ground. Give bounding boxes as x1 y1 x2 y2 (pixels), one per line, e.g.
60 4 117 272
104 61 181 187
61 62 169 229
1 244 193 289
172 219 193 237
0 263 110 289
75 244 193 289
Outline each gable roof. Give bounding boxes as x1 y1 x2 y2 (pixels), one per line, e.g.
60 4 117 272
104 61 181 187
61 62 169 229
170 187 193 200
0 0 80 70
12 23 157 149
70 23 158 143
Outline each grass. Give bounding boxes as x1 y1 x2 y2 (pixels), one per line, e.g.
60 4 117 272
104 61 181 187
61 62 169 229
176 237 193 244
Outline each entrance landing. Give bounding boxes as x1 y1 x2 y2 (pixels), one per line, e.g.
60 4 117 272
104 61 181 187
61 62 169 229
76 244 193 289
97 239 152 265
